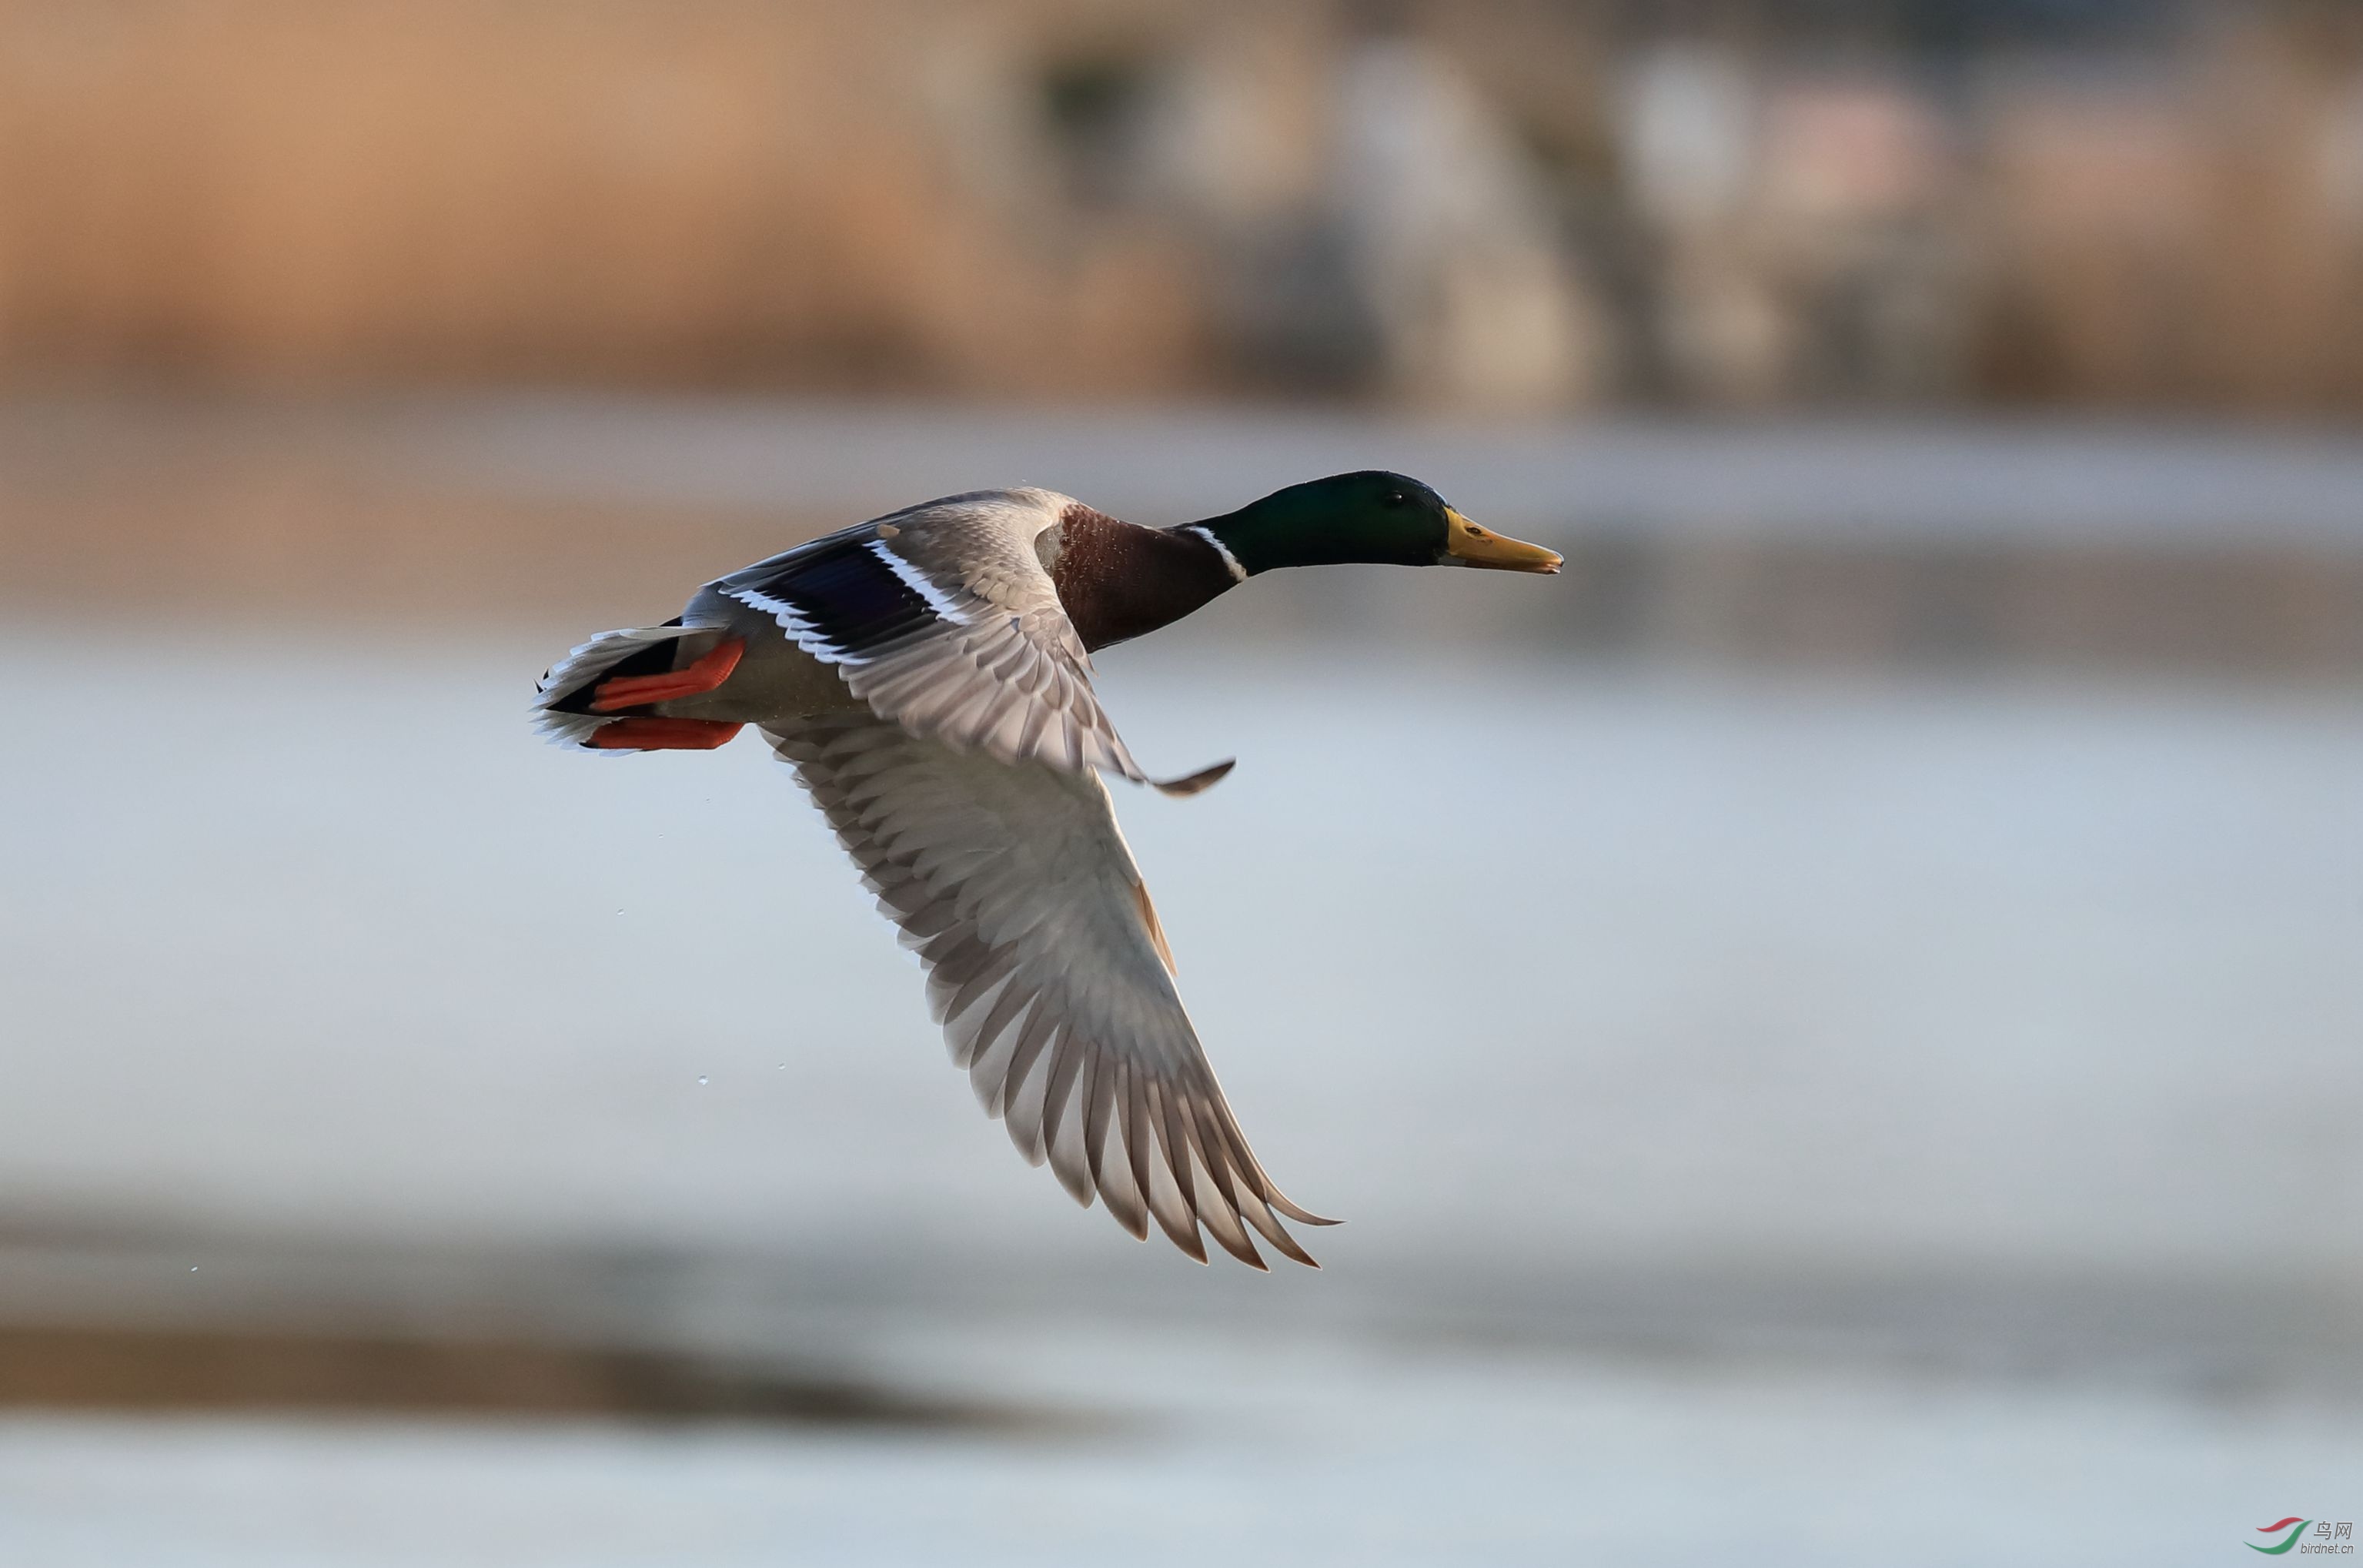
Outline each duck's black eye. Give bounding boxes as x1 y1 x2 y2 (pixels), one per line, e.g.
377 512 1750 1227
1385 490 1407 508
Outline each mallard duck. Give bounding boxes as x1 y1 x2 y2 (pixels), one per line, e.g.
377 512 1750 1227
534 472 1559 1269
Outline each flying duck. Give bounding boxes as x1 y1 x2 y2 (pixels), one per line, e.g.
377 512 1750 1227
533 472 1560 1269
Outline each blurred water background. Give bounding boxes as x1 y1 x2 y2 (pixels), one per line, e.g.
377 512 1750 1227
1 2 2361 1563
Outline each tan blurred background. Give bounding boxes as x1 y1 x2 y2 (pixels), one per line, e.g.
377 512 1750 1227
1 4 2360 1565
5 0 2363 408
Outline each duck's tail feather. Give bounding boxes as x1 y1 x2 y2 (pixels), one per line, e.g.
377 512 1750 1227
532 620 704 749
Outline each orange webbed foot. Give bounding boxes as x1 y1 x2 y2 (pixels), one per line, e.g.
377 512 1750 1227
588 717 744 751
590 637 746 713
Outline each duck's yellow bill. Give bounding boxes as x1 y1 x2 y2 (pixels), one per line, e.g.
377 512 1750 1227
1444 508 1562 573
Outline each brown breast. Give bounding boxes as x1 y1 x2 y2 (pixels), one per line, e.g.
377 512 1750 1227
1049 503 1241 651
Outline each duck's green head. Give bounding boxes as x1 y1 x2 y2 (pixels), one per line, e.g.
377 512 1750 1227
1190 471 1562 577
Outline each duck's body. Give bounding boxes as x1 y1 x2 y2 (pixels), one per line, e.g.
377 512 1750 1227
548 490 1244 743
534 473 1558 1269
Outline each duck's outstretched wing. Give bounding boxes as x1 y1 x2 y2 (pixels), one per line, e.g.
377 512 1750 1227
708 490 1221 794
767 712 1333 1269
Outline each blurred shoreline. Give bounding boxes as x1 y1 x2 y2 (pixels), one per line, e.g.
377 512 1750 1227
6 391 2361 674
2 1224 2356 1419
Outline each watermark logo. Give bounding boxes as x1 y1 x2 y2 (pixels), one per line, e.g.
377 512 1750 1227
2249 1520 2354 1556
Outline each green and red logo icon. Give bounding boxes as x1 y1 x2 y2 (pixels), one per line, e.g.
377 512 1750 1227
2251 1520 2311 1555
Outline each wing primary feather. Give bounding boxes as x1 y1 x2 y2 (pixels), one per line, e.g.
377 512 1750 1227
1127 1072 1205 1262
1082 1049 1116 1188
1143 1143 1209 1264
1196 1090 1343 1229
894 896 961 942
1096 1068 1151 1243
1148 1078 1200 1222
995 998 1062 1122
1151 1082 1261 1267
1039 1032 1088 1156
941 944 1025 1031
919 926 985 978
1043 1049 1096 1207
967 982 1039 1105
1001 1016 1058 1167
1188 1095 1319 1267
1187 1139 1267 1270
1248 1172 1342 1227
961 985 1030 1111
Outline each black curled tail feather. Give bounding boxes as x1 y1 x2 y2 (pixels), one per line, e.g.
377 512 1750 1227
531 619 697 747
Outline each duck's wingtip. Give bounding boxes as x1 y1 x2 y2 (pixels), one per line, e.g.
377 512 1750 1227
1151 758 1235 797
1264 1193 1342 1227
